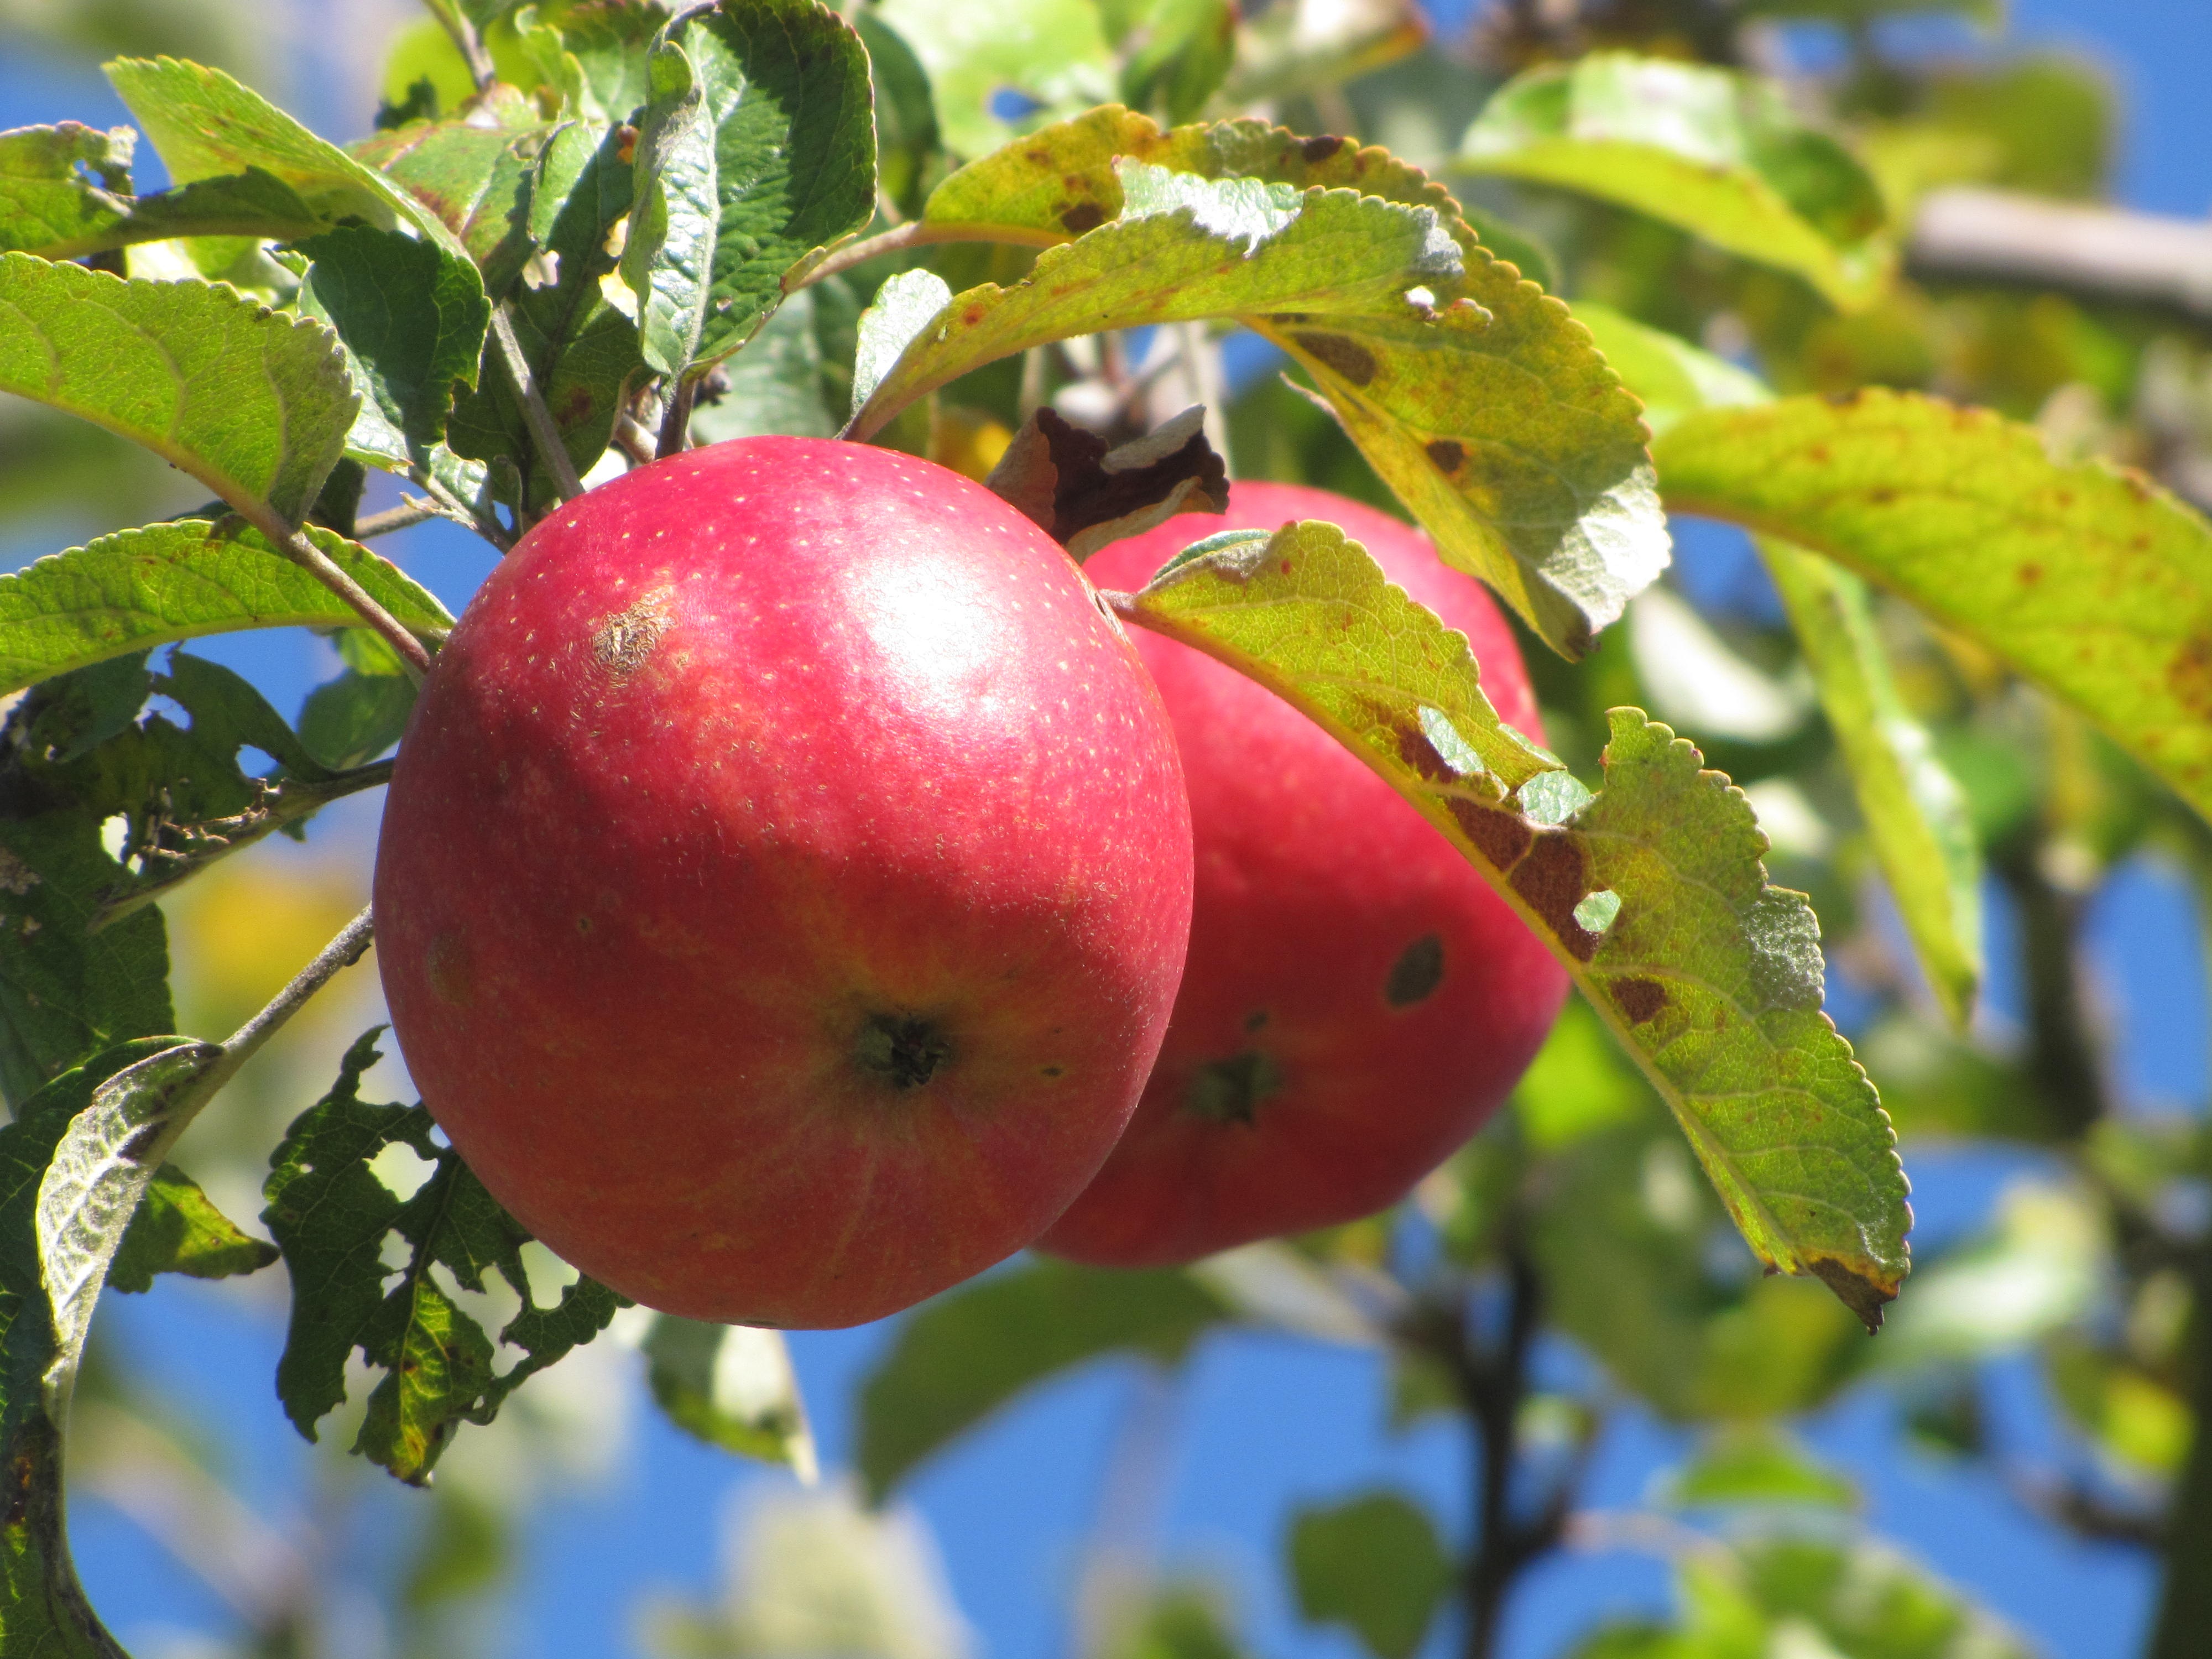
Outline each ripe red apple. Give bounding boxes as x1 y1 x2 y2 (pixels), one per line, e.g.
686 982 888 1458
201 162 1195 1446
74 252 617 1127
372 437 1193 1328
1040 483 1569 1266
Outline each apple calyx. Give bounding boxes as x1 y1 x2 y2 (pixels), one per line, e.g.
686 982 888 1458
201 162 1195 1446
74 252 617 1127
854 1011 955 1091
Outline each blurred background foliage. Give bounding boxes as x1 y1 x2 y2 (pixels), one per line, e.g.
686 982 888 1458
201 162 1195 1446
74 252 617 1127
6 0 2212 1654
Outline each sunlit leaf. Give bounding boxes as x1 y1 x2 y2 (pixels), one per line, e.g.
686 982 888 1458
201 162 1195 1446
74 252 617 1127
1459 54 1892 309
0 1040 180 1656
901 111 1667 657
1118 522 1911 1324
643 1316 818 1478
623 0 876 381
0 521 450 700
1662 1426 1858 1510
876 0 1116 160
1654 389 2212 828
0 253 356 530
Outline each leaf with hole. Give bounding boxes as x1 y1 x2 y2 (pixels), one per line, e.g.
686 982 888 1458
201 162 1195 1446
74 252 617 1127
262 1030 623 1484
1119 521 1911 1325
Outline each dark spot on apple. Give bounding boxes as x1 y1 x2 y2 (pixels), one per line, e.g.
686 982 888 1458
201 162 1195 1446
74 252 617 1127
856 1012 953 1089
1041 1064 1065 1078
1244 1009 1269 1032
1386 933 1446 1006
1613 977 1667 1022
425 931 474 1008
1426 439 1464 473
1292 332 1378 387
592 593 670 679
1301 134 1345 163
1185 1050 1283 1125
576 915 592 935
1060 201 1107 234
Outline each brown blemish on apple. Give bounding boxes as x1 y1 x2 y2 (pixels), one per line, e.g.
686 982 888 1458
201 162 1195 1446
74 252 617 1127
591 593 671 679
1385 933 1445 1006
426 931 475 1008
1185 1050 1283 1125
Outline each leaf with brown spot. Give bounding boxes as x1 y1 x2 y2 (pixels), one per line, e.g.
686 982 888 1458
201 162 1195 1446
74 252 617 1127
983 406 1228 561
1655 388 2212 827
1114 520 1912 1327
903 108 1668 658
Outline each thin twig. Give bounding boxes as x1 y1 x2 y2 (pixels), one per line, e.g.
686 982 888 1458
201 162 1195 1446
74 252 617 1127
656 373 699 459
614 412 658 467
434 1 498 92
410 466 514 550
353 499 442 539
491 305 586 503
274 530 433 682
787 221 1017 292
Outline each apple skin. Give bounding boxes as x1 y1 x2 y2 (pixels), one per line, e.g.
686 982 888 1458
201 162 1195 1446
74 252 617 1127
372 437 1193 1328
1040 483 1569 1266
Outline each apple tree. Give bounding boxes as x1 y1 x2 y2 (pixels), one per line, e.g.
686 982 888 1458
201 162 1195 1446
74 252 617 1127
0 0 2205 1652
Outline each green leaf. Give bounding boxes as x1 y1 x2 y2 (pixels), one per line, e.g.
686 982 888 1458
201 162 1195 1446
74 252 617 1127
855 10 945 218
1653 388 2212 828
1098 1582 1249 1659
1120 523 1912 1326
1287 1493 1453 1659
347 100 552 299
1532 1113 1870 1421
691 282 843 441
300 225 491 468
0 702 174 1105
262 1030 622 1484
0 519 452 698
105 55 462 252
0 253 356 531
1117 0 1237 126
1875 1181 2101 1371
855 1258 1228 1500
0 122 134 258
1570 301 1766 437
107 1162 279 1293
447 119 640 509
298 664 418 771
1762 542 1982 1027
875 0 1116 160
1662 1426 1859 1511
905 113 1667 658
35 1040 226 1402
1573 310 1981 1026
624 38 721 379
849 163 1460 427
1459 54 1892 309
622 0 877 382
0 1041 180 1657
642 1316 818 1477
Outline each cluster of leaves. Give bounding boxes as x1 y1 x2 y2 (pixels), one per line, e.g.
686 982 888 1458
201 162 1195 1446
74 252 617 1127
2 0 2210 1650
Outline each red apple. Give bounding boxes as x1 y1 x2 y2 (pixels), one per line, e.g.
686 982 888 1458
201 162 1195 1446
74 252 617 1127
1040 483 1569 1266
372 437 1193 1328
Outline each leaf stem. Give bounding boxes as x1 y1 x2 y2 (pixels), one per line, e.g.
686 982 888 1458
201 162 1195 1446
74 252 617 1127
491 306 586 503
353 500 443 539
656 373 698 459
272 530 433 683
791 221 1007 291
216 906 376 1087
434 1 499 92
